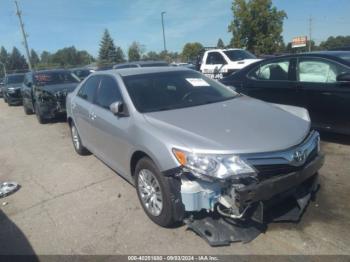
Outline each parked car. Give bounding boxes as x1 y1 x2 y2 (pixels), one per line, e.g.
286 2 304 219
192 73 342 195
3 73 25 105
113 61 168 69
21 69 80 123
66 67 324 231
221 51 350 135
199 48 260 79
0 78 4 97
70 68 92 81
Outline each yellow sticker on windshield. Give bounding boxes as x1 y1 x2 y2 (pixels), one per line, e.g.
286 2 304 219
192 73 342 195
185 78 210 87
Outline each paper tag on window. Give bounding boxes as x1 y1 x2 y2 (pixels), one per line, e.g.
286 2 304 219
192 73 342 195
186 78 210 87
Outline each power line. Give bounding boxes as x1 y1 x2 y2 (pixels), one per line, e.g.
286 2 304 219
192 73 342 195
14 0 32 70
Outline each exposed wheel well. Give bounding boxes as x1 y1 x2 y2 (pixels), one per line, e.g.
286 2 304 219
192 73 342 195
130 151 150 178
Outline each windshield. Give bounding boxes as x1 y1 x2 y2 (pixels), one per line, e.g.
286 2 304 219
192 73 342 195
122 71 238 113
34 71 80 86
73 70 91 79
223 50 256 61
7 74 25 84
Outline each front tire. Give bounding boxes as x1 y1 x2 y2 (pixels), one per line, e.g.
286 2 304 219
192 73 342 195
70 122 90 155
23 102 34 115
135 157 180 227
35 102 47 124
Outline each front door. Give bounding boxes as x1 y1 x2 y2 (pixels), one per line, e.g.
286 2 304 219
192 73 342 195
244 58 303 107
88 75 131 178
296 57 350 133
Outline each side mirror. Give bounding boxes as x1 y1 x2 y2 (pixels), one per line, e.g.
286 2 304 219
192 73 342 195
337 73 350 82
109 101 128 117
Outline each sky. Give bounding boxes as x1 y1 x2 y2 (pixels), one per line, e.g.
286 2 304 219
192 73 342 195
0 0 349 57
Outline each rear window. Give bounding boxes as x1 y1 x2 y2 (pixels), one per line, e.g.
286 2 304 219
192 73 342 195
34 71 80 86
223 50 256 61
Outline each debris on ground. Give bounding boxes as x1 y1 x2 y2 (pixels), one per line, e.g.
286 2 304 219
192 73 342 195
0 182 20 198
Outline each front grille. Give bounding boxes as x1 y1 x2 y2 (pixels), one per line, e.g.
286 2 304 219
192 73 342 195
254 148 318 181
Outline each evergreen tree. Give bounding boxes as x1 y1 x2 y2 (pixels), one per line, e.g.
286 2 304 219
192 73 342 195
30 49 40 67
217 38 225 49
98 29 119 64
115 47 125 63
0 47 8 77
8 47 28 71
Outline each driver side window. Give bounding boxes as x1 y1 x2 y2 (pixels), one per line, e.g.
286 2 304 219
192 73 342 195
206 52 226 65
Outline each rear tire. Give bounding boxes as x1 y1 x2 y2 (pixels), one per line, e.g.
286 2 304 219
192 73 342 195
135 157 179 227
70 122 91 155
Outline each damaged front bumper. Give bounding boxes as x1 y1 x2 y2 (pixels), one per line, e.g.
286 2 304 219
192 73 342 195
174 152 324 246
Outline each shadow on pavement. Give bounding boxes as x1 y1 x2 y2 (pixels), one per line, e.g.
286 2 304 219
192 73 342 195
0 209 38 259
319 131 350 146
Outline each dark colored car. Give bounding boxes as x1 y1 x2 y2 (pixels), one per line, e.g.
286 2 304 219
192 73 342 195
3 73 25 105
113 61 168 69
21 70 80 123
71 68 92 81
0 78 4 97
221 51 350 135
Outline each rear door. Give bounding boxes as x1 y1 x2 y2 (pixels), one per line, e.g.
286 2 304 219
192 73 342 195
73 75 101 150
22 73 34 110
244 58 302 106
296 57 350 133
89 75 131 178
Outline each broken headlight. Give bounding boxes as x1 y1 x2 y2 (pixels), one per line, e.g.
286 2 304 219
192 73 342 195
173 149 256 180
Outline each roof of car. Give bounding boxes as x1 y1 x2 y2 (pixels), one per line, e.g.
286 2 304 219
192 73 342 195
32 69 72 74
114 60 168 66
97 66 193 77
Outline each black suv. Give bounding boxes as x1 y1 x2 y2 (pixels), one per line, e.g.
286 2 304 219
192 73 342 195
21 70 80 123
3 73 25 105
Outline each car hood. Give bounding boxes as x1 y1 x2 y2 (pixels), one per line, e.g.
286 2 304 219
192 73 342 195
144 96 311 154
39 83 78 94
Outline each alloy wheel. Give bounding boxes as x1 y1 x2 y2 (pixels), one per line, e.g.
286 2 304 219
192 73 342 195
137 169 163 217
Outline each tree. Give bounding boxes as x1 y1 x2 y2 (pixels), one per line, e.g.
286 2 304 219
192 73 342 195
228 0 287 55
319 36 350 50
115 47 125 63
98 29 120 65
217 38 225 48
8 47 28 71
0 47 9 77
128 42 143 62
181 42 204 62
142 51 160 61
40 51 51 64
30 49 40 67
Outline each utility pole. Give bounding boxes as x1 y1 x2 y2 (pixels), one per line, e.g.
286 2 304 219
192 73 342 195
0 62 6 77
14 0 32 70
161 11 167 52
308 16 312 52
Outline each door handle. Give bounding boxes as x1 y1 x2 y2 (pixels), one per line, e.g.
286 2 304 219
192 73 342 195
321 92 332 96
71 102 76 110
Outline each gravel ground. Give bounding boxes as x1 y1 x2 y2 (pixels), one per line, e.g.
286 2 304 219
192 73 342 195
0 101 349 255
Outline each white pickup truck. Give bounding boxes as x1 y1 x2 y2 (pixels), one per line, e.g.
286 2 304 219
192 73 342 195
200 48 260 79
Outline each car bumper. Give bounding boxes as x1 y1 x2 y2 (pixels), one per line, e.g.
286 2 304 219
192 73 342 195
179 152 324 220
37 99 67 119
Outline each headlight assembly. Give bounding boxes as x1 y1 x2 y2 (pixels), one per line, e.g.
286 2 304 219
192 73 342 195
172 149 256 180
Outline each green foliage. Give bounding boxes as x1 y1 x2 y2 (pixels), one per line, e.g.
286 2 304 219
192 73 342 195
142 51 160 61
128 41 143 62
228 0 287 55
217 38 225 48
8 47 28 71
30 49 40 67
98 29 124 65
319 36 350 50
0 47 8 77
181 42 204 62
